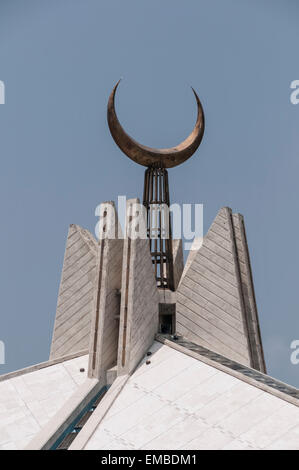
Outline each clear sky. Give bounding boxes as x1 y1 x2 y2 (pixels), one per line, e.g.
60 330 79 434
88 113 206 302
1 0 299 387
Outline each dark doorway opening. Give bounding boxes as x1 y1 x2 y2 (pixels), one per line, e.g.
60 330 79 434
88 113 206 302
159 303 176 334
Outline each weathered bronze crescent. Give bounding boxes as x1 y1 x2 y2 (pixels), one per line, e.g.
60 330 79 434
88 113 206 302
107 80 205 168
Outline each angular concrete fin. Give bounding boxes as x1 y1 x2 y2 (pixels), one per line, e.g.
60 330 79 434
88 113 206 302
181 237 203 281
50 225 98 360
117 199 159 375
176 207 266 371
88 202 123 379
231 213 266 372
172 239 184 290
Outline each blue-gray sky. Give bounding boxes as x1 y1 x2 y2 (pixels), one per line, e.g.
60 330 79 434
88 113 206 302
0 0 299 387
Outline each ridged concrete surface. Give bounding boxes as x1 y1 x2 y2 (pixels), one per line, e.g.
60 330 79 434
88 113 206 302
50 225 98 359
117 199 159 375
176 207 265 369
88 202 123 379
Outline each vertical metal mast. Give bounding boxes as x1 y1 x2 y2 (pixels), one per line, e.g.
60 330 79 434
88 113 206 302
143 166 174 290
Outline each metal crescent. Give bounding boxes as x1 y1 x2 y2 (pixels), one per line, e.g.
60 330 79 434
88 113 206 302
107 80 205 168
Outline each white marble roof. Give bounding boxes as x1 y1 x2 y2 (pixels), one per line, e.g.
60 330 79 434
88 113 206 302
0 354 88 450
84 342 299 450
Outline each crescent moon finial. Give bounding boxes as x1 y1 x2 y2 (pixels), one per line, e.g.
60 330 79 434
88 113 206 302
107 80 205 168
